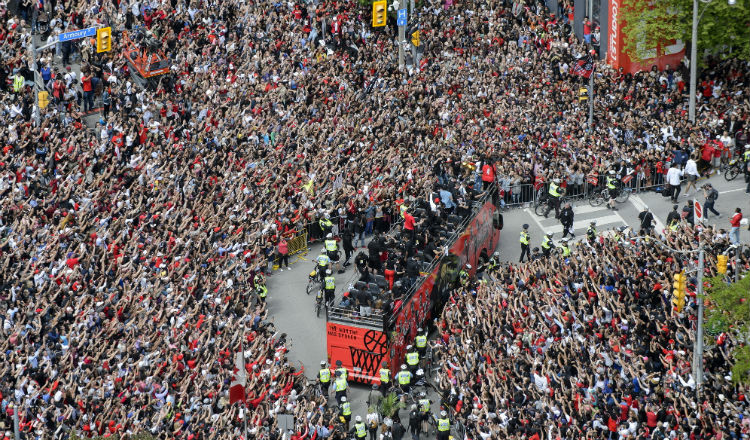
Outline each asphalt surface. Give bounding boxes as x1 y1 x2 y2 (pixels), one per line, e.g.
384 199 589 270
263 175 748 438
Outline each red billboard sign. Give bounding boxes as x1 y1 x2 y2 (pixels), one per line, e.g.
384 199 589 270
606 0 685 74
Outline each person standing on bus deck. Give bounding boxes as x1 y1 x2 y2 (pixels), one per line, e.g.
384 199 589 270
319 361 332 396
379 361 391 389
334 370 348 403
415 328 427 358
481 159 496 192
520 224 530 263
339 397 352 429
436 411 451 440
547 178 563 219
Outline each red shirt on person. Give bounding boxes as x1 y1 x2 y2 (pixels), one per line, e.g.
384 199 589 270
82 75 93 92
730 211 743 227
404 212 416 231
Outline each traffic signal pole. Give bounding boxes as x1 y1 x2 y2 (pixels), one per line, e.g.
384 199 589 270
693 246 705 396
410 0 416 68
398 22 405 70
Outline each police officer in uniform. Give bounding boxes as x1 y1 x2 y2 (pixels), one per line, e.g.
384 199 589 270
415 328 427 358
458 264 470 287
586 221 597 244
334 370 348 403
547 178 563 218
335 360 348 380
324 233 342 273
379 361 391 389
666 204 681 232
395 364 412 393
519 224 530 263
405 345 420 374
316 252 330 282
256 283 268 303
541 232 554 258
320 214 334 237
436 411 451 440
352 415 367 440
606 170 620 211
418 393 431 419
560 202 575 238
339 396 352 429
558 237 571 257
323 269 336 304
488 252 500 272
319 361 332 396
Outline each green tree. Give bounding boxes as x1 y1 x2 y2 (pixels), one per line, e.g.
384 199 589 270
619 0 750 64
704 273 750 385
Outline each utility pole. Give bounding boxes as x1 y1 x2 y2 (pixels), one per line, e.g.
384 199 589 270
410 0 416 68
398 22 405 70
693 246 705 396
588 67 594 130
688 0 699 123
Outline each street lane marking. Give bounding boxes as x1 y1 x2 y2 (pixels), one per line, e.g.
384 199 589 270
630 195 667 233
719 188 745 194
542 215 624 234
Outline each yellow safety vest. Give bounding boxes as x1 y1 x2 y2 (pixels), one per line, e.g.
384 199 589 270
669 220 679 231
520 231 529 245
606 176 617 190
397 371 411 385
355 422 366 438
744 151 750 161
13 75 24 92
587 227 597 237
320 218 333 229
257 285 268 298
336 367 348 380
541 237 552 250
335 377 347 391
341 402 351 416
415 335 427 348
419 399 430 413
319 369 331 383
437 418 450 432
379 368 390 383
560 245 571 257
549 183 561 198
406 352 419 366
325 276 335 290
400 205 408 218
317 255 330 266
325 239 338 251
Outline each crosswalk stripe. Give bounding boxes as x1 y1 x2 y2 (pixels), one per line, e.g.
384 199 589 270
542 215 624 234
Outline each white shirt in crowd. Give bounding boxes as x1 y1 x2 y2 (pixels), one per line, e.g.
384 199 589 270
684 158 698 177
666 166 684 186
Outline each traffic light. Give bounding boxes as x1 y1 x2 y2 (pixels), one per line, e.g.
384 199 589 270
96 27 112 53
672 271 686 312
579 88 588 102
37 91 49 109
717 255 728 274
372 0 387 27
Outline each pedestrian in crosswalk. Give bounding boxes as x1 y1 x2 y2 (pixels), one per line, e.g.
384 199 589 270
520 224 530 263
586 221 597 244
638 206 655 234
560 203 575 238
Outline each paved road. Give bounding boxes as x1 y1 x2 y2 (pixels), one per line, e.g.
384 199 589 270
263 176 749 437
496 177 750 263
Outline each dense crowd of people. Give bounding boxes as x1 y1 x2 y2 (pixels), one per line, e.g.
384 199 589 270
434 225 750 440
1 0 749 437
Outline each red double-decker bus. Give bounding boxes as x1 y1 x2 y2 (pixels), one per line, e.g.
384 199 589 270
326 190 502 383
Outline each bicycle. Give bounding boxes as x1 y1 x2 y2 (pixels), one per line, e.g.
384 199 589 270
533 193 573 217
315 289 326 317
723 158 744 181
306 269 321 295
588 186 630 207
